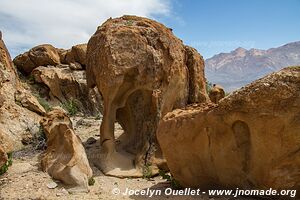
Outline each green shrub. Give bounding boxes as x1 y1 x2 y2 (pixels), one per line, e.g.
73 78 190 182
61 99 78 116
0 152 13 175
88 177 95 186
142 163 152 179
206 81 213 94
159 170 182 189
95 113 101 120
125 19 134 26
37 96 52 112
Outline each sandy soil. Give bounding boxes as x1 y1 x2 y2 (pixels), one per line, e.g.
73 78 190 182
0 116 257 200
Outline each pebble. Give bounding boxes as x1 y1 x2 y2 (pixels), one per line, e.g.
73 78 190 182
56 188 69 196
46 181 58 189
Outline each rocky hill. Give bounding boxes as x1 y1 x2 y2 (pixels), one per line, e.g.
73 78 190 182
205 41 300 91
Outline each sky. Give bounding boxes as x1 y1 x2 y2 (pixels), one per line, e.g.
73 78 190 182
0 0 299 59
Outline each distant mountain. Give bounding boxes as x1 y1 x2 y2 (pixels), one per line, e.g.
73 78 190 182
205 41 300 91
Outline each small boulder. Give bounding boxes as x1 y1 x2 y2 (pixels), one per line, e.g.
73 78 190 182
65 44 87 67
13 44 60 74
41 109 93 192
13 52 36 74
209 84 225 103
28 44 60 67
15 89 46 115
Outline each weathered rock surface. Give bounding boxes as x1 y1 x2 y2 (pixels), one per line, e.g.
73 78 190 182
0 144 8 168
86 15 208 177
157 66 300 190
0 31 42 151
15 89 46 115
63 44 87 68
32 66 102 115
41 109 93 192
209 84 225 103
13 44 60 74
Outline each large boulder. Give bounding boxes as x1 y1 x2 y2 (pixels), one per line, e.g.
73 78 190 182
86 15 208 177
157 67 300 191
41 109 93 192
0 31 42 151
63 44 87 68
32 66 102 115
13 44 60 74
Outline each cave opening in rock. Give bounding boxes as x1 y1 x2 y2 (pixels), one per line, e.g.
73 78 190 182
115 89 158 166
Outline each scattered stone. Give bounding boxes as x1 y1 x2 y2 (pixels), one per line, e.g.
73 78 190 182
86 137 97 145
46 181 58 189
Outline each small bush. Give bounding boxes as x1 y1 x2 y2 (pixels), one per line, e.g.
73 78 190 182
125 19 134 26
95 113 101 120
206 81 213 94
36 96 52 112
88 177 95 186
0 152 13 175
61 99 78 116
159 170 182 189
142 163 153 179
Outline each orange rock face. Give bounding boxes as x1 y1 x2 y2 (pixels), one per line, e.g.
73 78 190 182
157 67 300 190
1 32 42 151
14 44 60 74
86 15 208 177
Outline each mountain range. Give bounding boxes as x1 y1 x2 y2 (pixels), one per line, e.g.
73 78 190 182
205 41 300 91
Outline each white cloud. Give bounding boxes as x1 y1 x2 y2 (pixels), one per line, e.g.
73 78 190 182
0 0 171 57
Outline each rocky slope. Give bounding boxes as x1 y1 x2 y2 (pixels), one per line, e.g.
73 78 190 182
206 41 300 91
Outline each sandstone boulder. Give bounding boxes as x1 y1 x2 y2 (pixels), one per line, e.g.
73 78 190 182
157 66 300 191
0 32 42 151
32 66 102 115
41 109 93 192
65 44 87 67
209 84 225 103
13 44 60 74
86 15 208 177
15 89 46 115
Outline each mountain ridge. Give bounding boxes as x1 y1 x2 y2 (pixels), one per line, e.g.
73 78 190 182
205 41 300 91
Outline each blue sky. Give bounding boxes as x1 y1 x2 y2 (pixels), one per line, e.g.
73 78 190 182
156 0 300 58
0 0 299 58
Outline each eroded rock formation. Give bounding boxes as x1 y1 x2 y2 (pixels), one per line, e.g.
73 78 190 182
0 31 42 151
13 44 60 75
157 66 300 190
60 44 87 68
209 84 225 103
32 66 102 115
41 109 93 192
86 15 208 177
